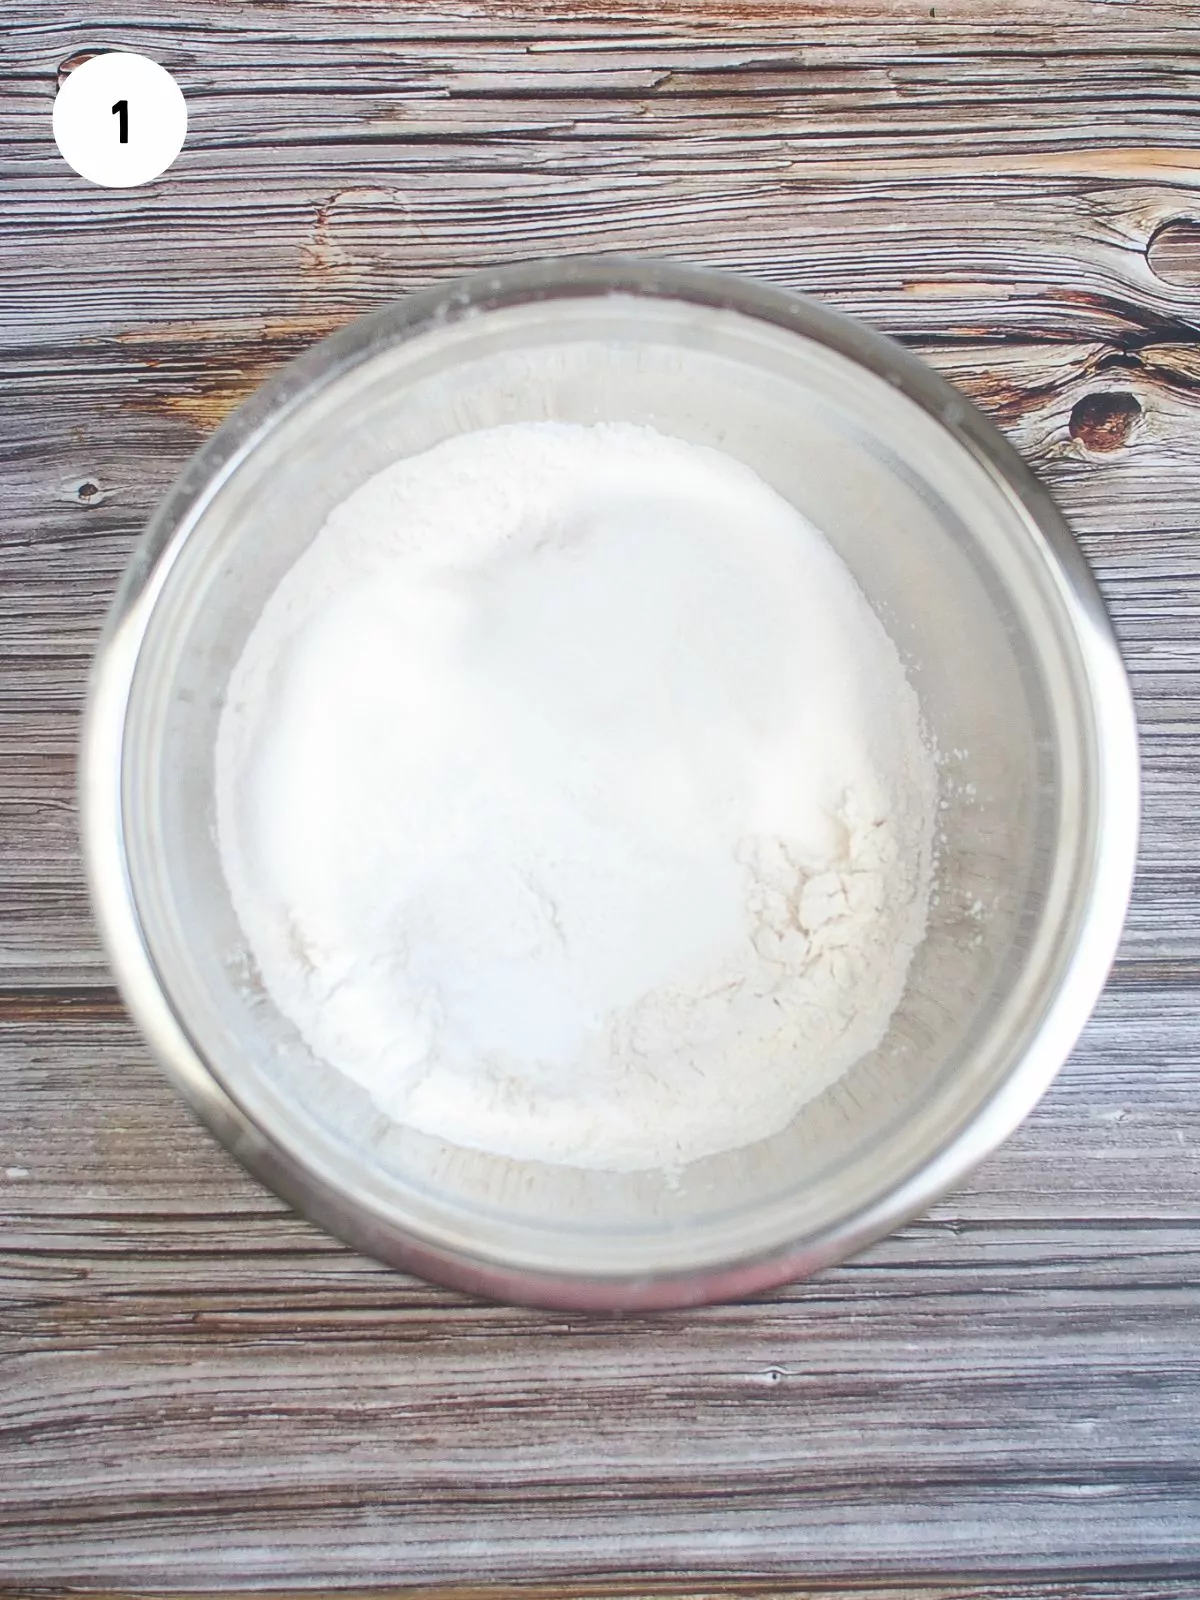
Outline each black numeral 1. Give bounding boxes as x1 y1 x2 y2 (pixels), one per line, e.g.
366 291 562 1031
112 99 129 143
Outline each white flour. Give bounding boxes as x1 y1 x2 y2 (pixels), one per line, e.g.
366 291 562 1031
216 422 936 1172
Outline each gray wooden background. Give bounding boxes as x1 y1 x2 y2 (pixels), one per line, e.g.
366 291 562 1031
3 0 1200 1592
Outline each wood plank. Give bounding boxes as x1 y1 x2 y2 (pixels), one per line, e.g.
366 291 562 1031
17 1587 1200 1600
3 3 1200 353
2 985 1199 1582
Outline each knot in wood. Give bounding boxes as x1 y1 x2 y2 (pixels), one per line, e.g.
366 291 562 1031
1068 392 1142 453
57 50 100 89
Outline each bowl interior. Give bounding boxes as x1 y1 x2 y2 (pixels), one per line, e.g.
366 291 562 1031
119 288 1100 1280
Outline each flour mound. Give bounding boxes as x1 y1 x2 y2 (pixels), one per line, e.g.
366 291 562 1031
216 422 936 1172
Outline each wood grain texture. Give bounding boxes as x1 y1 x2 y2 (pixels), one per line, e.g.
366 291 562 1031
16 1589 1200 1600
21 1588 1200 1600
2 0 1200 1589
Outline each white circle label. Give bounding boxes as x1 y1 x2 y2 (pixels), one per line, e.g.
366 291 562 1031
53 51 187 188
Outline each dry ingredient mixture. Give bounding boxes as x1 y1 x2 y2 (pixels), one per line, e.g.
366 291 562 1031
216 422 936 1171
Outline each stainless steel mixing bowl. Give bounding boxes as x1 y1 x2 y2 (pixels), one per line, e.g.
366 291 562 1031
81 256 1139 1309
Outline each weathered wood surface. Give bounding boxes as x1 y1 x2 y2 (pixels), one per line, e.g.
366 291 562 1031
3 0 1200 1590
24 1589 1200 1600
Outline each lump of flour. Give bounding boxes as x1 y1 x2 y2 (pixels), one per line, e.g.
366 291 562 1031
216 422 936 1171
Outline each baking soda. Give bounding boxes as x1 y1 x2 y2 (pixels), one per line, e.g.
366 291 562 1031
216 422 936 1171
